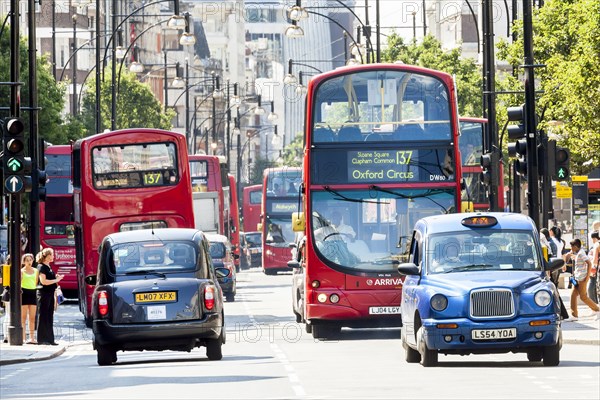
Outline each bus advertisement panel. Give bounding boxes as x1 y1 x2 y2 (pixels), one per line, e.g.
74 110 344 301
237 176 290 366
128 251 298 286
298 64 463 339
459 118 505 211
73 129 194 325
41 145 76 295
189 154 230 235
242 184 262 232
261 167 301 275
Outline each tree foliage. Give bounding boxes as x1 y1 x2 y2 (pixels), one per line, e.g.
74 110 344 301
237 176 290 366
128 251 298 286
497 0 600 173
382 34 483 117
77 69 174 134
281 134 303 168
0 24 69 146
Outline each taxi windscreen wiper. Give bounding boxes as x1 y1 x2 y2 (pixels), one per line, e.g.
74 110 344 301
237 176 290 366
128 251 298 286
124 270 166 278
369 186 450 214
443 264 493 273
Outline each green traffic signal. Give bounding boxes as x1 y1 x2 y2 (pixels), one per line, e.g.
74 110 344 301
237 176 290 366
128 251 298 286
554 147 570 181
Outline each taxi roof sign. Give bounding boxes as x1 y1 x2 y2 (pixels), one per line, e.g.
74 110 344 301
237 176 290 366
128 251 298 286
461 216 498 228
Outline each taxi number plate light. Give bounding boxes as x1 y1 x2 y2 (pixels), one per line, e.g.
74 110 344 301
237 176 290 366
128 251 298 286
471 328 516 340
135 291 177 303
369 306 401 315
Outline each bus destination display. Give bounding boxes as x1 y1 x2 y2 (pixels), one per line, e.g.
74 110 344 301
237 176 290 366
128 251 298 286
349 150 416 182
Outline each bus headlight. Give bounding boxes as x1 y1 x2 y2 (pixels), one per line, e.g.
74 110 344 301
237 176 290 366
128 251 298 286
534 290 552 307
317 293 328 303
430 294 448 311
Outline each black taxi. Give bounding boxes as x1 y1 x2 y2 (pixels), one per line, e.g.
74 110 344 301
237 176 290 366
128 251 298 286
85 228 229 365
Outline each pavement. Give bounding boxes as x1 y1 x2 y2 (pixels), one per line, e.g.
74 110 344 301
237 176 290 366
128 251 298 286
0 289 598 366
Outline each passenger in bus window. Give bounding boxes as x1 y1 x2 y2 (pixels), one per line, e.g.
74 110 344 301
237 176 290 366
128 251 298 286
331 212 356 241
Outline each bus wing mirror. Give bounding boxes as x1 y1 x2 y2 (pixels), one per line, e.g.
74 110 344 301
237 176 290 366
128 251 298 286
292 212 305 232
287 260 301 269
84 275 97 286
461 201 474 213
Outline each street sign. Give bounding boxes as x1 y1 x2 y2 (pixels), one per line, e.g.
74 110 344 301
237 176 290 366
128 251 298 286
556 184 572 199
4 175 24 193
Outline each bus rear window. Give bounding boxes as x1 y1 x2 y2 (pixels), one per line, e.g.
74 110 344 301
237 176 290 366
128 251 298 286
92 142 179 189
120 221 168 232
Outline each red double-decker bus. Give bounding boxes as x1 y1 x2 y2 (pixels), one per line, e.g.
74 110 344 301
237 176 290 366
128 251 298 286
242 184 262 232
261 167 301 275
41 145 76 296
72 129 195 325
295 64 464 339
459 117 505 210
228 174 241 270
189 154 230 235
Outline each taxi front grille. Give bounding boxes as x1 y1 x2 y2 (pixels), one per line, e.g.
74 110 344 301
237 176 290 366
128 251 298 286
470 289 514 318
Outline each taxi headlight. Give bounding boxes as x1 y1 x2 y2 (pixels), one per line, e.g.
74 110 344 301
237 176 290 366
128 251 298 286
534 290 552 307
430 294 448 311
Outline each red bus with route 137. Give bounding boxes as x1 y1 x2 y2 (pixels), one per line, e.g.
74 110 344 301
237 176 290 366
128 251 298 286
242 184 262 232
261 167 301 275
40 145 76 296
293 63 465 339
72 129 195 326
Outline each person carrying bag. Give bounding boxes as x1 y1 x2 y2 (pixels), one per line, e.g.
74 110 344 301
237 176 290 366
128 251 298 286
36 248 63 345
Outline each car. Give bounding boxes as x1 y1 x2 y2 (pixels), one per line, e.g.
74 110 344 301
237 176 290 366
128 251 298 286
85 228 229 366
398 213 565 367
240 231 262 269
205 233 237 302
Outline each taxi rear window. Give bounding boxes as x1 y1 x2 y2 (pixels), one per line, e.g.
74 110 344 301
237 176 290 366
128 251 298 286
209 242 226 259
108 241 198 275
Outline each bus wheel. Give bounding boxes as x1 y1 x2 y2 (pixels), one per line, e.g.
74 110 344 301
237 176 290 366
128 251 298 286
312 324 340 340
264 269 276 276
97 345 116 366
305 322 312 334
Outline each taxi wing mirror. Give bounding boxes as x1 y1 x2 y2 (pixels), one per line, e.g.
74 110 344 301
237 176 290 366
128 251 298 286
84 275 97 286
292 212 305 232
397 262 419 276
215 267 231 278
545 257 565 272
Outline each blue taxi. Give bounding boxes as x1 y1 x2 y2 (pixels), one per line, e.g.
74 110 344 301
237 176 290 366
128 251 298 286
398 213 564 367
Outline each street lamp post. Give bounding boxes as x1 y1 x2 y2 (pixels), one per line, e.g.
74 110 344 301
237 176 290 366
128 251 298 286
72 13 78 115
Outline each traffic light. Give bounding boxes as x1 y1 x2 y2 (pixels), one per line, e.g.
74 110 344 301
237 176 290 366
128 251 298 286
507 138 527 176
2 117 32 194
554 146 570 181
480 151 499 186
507 105 526 140
36 139 49 201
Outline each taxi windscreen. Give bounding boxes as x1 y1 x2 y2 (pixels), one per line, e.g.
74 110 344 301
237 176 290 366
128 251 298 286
426 230 542 274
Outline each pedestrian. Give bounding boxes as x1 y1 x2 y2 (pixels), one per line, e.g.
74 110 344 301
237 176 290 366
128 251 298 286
21 253 38 344
563 239 600 320
36 248 63 345
549 226 565 256
539 228 554 259
588 231 599 303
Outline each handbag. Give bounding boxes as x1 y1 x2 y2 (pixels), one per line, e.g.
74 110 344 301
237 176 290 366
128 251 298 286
1 286 9 303
55 287 65 305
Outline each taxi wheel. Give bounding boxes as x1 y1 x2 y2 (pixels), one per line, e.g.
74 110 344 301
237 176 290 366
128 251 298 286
402 327 421 363
97 345 116 366
206 338 223 361
226 292 235 302
542 343 560 366
417 327 438 367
